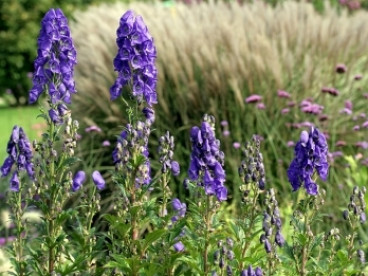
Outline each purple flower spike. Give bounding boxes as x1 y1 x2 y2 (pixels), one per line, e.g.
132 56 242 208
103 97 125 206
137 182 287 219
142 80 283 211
72 171 86 192
29 8 76 104
92 171 105 190
287 127 329 195
110 10 157 106
2 126 34 189
187 116 227 201
173 241 184 252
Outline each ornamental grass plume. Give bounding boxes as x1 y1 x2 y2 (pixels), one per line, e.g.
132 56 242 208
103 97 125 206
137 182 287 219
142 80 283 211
110 10 157 106
187 114 227 201
287 127 329 195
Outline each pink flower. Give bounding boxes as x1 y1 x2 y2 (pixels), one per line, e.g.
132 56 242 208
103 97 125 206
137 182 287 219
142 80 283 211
85 126 102 133
345 100 353 111
245 94 262 103
355 141 368 149
287 141 295 147
335 141 347 147
321 87 339 96
233 142 241 149
319 114 328 122
340 108 352 115
301 102 324 115
348 0 361 10
335 64 347 74
102 140 111 147
277 90 290 98
257 103 265 110
362 121 368 128
353 125 360 131
222 130 230 137
354 74 362 80
281 108 290 114
220 120 228 126
299 121 314 128
287 101 296 107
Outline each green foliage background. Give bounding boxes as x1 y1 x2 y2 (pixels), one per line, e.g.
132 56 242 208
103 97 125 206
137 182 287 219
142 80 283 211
0 0 118 104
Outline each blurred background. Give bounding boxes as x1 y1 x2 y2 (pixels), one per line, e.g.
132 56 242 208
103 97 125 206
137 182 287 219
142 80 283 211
1 0 368 256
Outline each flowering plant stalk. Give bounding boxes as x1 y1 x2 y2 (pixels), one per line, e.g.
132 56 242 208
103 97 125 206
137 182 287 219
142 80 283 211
185 114 227 274
106 9 161 268
1 126 34 275
237 136 266 271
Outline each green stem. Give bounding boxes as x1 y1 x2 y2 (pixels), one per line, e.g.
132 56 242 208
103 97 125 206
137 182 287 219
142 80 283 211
15 191 24 276
85 186 97 272
161 173 168 217
203 195 211 275
300 198 313 276
48 122 56 274
240 186 259 270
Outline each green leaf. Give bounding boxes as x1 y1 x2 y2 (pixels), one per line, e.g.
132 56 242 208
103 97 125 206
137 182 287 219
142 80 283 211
58 157 80 170
143 229 166 251
336 249 349 264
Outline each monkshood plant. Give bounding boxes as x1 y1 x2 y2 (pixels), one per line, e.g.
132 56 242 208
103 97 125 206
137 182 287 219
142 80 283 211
1 8 104 275
1 6 367 276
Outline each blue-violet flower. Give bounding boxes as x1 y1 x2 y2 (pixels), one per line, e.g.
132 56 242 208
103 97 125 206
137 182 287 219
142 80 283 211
188 115 227 201
287 127 329 195
110 10 157 106
29 8 77 105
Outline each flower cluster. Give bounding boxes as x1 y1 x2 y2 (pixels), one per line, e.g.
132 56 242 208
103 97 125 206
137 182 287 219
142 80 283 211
1 126 34 192
213 238 235 275
287 127 329 195
300 99 324 115
187 115 227 201
343 186 366 224
113 121 151 186
158 131 180 176
241 265 263 276
29 9 77 107
238 136 266 191
171 198 186 222
260 189 284 254
110 10 157 106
